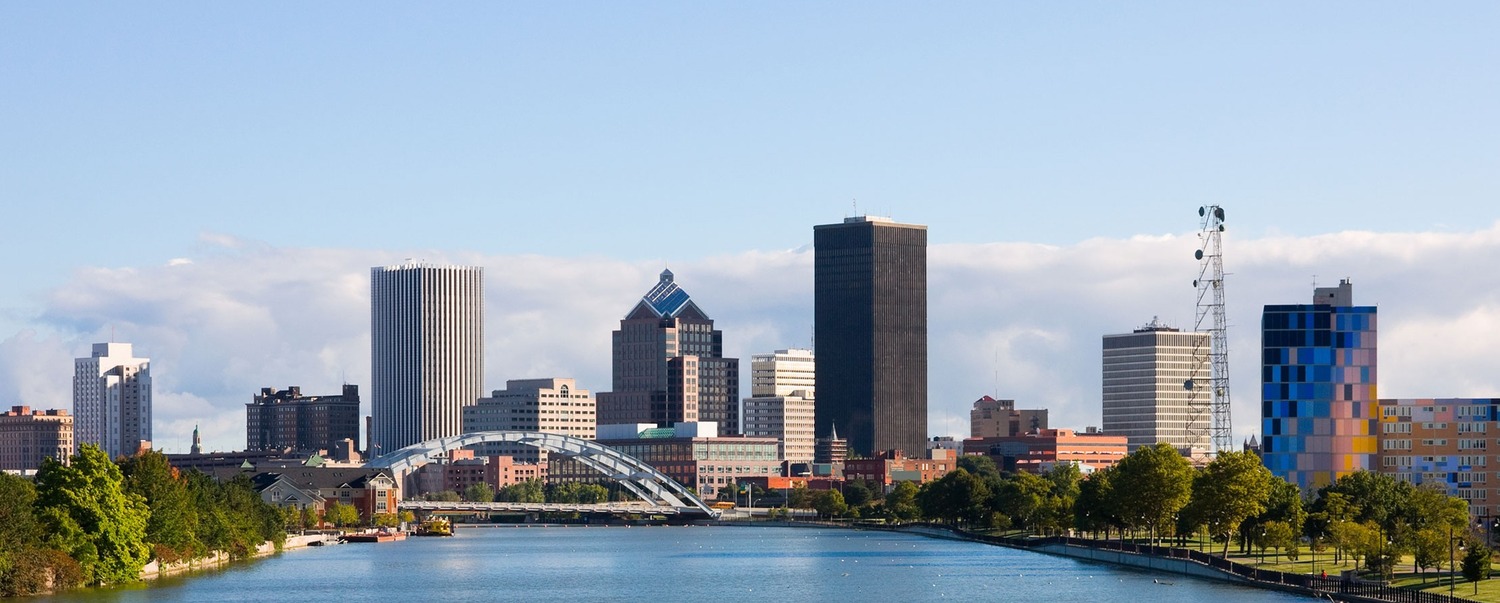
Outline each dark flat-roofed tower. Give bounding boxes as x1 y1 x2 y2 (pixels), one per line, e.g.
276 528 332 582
814 215 927 457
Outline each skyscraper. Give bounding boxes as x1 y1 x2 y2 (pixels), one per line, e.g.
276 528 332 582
73 342 152 459
370 263 484 456
1261 279 1378 490
1101 318 1211 453
742 348 817 463
597 269 740 432
814 215 927 457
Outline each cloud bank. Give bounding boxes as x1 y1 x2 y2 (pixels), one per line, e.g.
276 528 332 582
4 223 1500 453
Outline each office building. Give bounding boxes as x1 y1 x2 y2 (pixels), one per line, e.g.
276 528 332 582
597 269 740 433
1376 398 1499 519
463 378 597 463
973 428 1129 474
742 348 817 463
551 423 780 499
814 215 927 457
1261 279 1378 490
73 342 152 459
370 263 484 456
0 406 73 471
246 385 361 454
1101 319 1211 453
969 396 1049 438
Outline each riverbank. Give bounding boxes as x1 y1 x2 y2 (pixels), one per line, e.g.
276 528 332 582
138 534 331 581
714 520 1475 603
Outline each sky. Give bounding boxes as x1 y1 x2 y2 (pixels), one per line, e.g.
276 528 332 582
2 3 1498 453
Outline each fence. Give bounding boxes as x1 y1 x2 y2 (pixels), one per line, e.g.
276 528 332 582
889 523 1477 603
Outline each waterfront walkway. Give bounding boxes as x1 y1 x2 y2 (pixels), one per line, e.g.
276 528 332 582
730 520 1480 603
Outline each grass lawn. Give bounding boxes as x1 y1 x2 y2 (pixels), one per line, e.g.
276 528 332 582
1072 535 1500 602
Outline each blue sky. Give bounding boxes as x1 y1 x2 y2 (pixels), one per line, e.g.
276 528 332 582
2 4 1499 451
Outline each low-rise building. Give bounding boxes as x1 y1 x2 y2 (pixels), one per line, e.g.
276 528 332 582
554 423 779 499
0 406 73 472
253 467 400 523
844 449 955 489
968 428 1128 474
411 449 547 496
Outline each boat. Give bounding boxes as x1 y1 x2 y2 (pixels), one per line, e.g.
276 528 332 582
414 518 453 537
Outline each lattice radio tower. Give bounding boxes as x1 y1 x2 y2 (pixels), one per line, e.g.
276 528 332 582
1189 205 1232 454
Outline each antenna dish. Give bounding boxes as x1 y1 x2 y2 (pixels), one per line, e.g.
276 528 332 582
1198 206 1206 217
1184 379 1195 391
1215 207 1225 221
1195 250 1204 260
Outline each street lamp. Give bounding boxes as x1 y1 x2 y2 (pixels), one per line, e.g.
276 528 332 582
1451 524 1467 598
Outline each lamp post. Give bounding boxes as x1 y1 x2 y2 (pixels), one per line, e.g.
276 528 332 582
1451 523 1467 598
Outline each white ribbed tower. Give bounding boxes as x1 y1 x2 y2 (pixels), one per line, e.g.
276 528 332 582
370 263 484 456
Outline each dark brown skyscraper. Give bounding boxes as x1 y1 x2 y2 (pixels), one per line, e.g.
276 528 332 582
246 384 361 454
814 216 927 457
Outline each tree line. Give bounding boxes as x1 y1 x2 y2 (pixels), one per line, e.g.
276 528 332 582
0 445 286 597
792 443 1491 585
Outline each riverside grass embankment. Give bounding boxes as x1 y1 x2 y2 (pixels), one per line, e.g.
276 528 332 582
720 520 1481 603
138 533 332 581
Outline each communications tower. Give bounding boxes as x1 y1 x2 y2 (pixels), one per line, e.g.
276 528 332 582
1187 206 1231 454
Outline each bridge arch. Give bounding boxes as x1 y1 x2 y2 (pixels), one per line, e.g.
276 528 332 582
367 431 715 516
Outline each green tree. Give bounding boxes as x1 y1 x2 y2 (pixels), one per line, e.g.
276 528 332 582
1110 443 1193 544
1182 450 1273 556
812 490 847 519
398 510 416 524
786 485 814 509
957 455 1001 482
995 471 1051 532
33 444 150 586
463 483 495 503
324 501 360 528
0 473 83 596
883 481 920 521
423 490 462 502
844 481 874 508
1260 520 1296 563
1413 528 1447 581
1044 463 1082 532
918 469 989 527
496 479 544 503
372 513 400 529
1462 540 1492 594
1074 468 1119 539
120 450 199 561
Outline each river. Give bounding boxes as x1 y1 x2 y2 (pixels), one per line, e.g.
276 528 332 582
40 526 1309 602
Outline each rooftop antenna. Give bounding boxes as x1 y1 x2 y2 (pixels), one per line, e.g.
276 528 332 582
1186 205 1232 455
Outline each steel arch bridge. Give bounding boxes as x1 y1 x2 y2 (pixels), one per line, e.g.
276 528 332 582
367 431 717 517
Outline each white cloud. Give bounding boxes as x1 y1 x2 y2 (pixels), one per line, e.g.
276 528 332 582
4 222 1500 453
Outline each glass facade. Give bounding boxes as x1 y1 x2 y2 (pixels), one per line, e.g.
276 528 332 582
1260 284 1378 490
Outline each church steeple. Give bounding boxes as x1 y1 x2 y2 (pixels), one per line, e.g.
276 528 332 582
190 424 203 455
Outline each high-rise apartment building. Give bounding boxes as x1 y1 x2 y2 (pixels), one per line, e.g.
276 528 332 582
463 378 597 463
1101 319 1210 453
1261 279 1378 490
814 216 927 457
370 263 484 456
1376 398 1498 519
742 349 817 463
0 406 73 471
246 385 361 454
597 270 740 433
969 396 1048 439
73 342 151 459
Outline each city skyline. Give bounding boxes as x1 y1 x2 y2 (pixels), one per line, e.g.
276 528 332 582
2 4 1499 453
